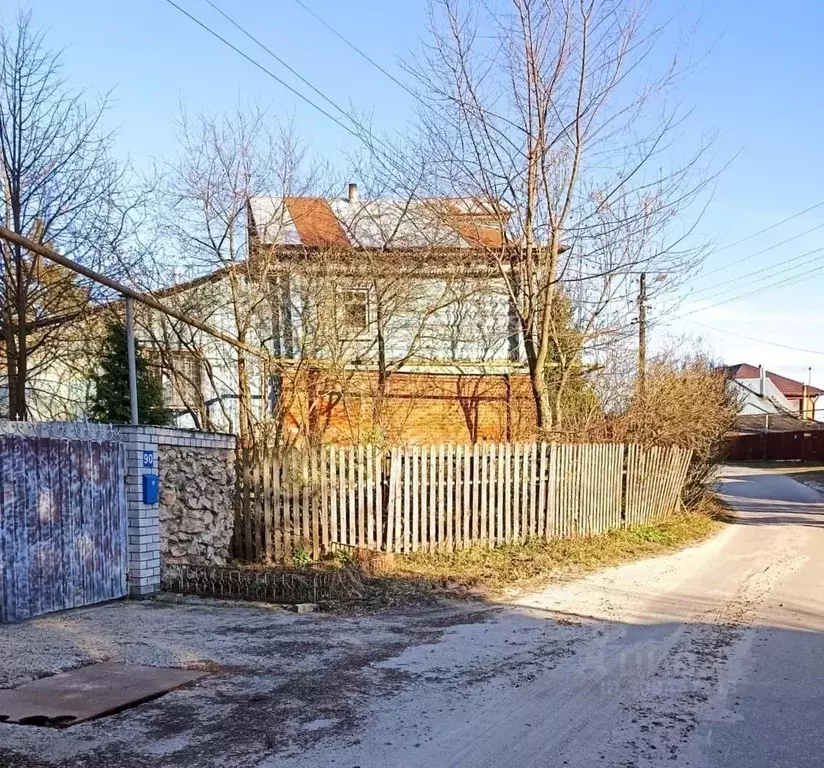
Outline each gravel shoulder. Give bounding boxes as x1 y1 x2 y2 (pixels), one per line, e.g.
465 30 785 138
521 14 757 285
2 465 823 767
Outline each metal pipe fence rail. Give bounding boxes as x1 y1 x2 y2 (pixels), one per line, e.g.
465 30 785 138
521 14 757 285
233 442 692 562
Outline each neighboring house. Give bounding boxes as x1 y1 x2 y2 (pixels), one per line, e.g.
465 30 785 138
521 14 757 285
13 185 535 444
722 364 824 433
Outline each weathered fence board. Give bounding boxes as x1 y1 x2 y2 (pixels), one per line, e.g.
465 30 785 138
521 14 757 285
233 442 693 563
0 433 127 622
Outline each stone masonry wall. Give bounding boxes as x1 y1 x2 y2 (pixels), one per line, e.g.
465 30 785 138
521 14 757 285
157 432 236 567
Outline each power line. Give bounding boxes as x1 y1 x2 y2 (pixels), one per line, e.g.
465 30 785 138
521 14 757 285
711 201 824 254
683 319 824 358
681 260 824 317
162 0 529 249
686 243 824 303
162 0 365 143
162 0 440 201
688 219 824 286
201 0 382 139
290 0 418 99
289 0 526 136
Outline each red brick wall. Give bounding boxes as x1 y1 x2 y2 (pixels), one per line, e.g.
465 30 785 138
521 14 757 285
280 369 536 445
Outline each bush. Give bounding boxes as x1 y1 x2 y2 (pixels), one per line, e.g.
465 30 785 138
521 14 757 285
610 355 738 505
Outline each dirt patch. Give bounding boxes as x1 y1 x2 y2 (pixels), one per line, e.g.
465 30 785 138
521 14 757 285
0 599 503 768
374 506 723 598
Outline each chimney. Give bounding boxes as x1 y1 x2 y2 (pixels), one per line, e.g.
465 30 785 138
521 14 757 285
759 365 766 397
347 183 358 203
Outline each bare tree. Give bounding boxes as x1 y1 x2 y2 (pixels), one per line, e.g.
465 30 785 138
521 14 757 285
139 104 332 447
0 13 123 420
409 0 712 435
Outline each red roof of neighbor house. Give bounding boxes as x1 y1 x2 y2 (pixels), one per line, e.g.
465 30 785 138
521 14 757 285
722 363 824 397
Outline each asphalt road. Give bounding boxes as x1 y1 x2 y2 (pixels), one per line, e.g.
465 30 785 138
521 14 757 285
2 465 822 768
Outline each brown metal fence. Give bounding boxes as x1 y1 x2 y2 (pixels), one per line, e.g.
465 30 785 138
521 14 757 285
726 431 824 462
233 442 692 563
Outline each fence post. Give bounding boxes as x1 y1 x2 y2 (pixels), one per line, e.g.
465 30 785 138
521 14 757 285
376 446 384 552
385 447 396 553
273 452 282 561
120 427 161 597
367 445 375 550
446 444 454 551
412 445 420 552
357 444 366 548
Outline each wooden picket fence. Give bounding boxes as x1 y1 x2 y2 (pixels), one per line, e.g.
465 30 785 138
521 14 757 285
232 442 692 563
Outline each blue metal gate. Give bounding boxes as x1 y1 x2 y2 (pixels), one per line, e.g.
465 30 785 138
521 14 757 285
0 422 128 622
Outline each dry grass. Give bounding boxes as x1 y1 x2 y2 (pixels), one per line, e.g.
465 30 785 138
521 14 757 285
375 499 724 599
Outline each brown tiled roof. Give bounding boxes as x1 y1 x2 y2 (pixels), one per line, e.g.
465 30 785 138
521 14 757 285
722 363 824 397
764 370 824 397
722 363 761 379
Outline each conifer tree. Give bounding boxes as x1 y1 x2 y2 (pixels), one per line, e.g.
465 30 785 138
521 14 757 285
90 321 170 425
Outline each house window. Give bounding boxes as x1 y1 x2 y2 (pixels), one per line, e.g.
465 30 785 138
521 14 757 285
150 350 203 411
338 288 369 335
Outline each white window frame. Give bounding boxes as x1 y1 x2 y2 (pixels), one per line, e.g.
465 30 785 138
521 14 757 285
149 349 203 412
336 286 371 339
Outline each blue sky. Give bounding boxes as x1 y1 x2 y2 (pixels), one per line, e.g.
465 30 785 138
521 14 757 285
26 0 824 385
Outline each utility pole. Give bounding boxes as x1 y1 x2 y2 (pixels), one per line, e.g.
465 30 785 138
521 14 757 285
638 272 647 400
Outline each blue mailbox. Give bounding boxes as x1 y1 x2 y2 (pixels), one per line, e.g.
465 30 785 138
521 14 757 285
142 473 159 505
141 450 159 504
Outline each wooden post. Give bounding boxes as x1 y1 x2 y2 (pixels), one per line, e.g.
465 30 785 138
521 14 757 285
272 452 282 561
428 445 437 553
310 449 320 558
330 447 338 546
504 442 512 543
262 451 273 561
403 447 411 553
480 443 489 546
412 445 420 552
357 444 366 548
367 445 375 550
446 444 454 552
420 446 429 552
462 444 471 549
300 451 312 551
376 445 384 552
321 447 329 554
496 443 504 546
348 446 356 546
386 447 397 552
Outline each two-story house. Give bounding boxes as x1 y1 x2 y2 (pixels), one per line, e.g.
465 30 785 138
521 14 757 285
138 185 535 444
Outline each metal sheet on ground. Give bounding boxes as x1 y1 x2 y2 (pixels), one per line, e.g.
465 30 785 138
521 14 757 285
0 663 207 726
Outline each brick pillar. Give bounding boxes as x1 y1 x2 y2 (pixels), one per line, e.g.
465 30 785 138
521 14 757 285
119 427 161 597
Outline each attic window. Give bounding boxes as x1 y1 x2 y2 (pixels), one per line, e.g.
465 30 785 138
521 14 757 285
338 288 369 334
